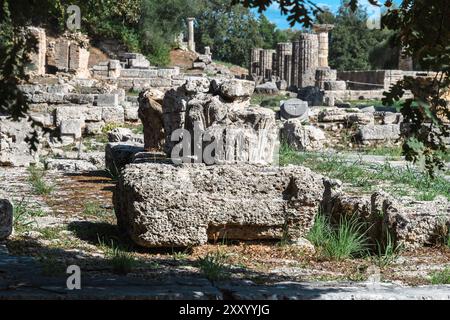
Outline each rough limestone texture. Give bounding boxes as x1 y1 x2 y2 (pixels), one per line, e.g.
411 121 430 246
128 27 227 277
162 77 278 164
282 119 326 151
0 199 13 240
45 159 97 172
329 191 450 249
114 163 328 247
357 124 401 144
0 118 40 167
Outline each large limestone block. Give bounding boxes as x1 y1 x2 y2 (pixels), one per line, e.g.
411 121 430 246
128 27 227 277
218 79 255 101
357 124 401 143
114 163 327 247
0 118 40 167
330 191 450 249
0 199 13 240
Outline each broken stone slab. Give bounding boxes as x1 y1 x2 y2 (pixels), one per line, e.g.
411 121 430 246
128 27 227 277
102 106 125 123
60 119 84 139
0 199 13 240
276 80 288 91
45 159 98 172
114 163 328 247
96 94 119 107
255 82 279 95
124 105 139 122
192 62 206 70
282 119 326 151
0 118 40 167
318 108 374 126
218 79 255 101
329 191 450 249
357 124 401 143
383 112 403 125
280 99 309 120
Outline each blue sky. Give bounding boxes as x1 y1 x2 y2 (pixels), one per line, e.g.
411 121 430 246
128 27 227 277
252 0 384 30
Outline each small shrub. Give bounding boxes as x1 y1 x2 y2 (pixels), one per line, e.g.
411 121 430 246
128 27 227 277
101 123 122 134
373 231 402 268
430 268 450 285
197 251 229 281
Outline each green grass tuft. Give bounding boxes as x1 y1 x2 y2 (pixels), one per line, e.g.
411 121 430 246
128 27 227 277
430 268 450 285
307 213 368 261
28 166 54 195
197 251 229 281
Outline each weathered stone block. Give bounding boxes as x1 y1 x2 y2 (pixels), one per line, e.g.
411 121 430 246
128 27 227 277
114 163 327 247
357 124 401 143
102 106 125 123
255 82 279 95
219 79 255 101
282 119 326 151
60 119 84 139
97 94 119 107
45 159 97 172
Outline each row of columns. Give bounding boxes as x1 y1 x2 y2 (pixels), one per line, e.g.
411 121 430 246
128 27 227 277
249 24 334 89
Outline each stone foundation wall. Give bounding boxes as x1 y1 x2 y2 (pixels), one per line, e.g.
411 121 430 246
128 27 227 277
337 70 437 91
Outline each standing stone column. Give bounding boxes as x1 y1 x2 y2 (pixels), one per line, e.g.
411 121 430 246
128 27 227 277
298 33 319 88
187 17 196 52
291 40 300 89
276 43 292 81
312 24 334 68
26 27 46 76
284 54 292 88
260 49 275 81
249 48 262 76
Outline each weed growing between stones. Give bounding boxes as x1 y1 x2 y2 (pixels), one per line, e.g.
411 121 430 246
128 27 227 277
98 238 136 275
373 231 403 268
12 200 35 234
27 166 54 195
430 268 450 285
197 251 229 281
307 213 368 261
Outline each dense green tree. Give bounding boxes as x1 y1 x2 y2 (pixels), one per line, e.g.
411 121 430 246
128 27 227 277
139 0 201 65
327 2 393 71
195 1 265 67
